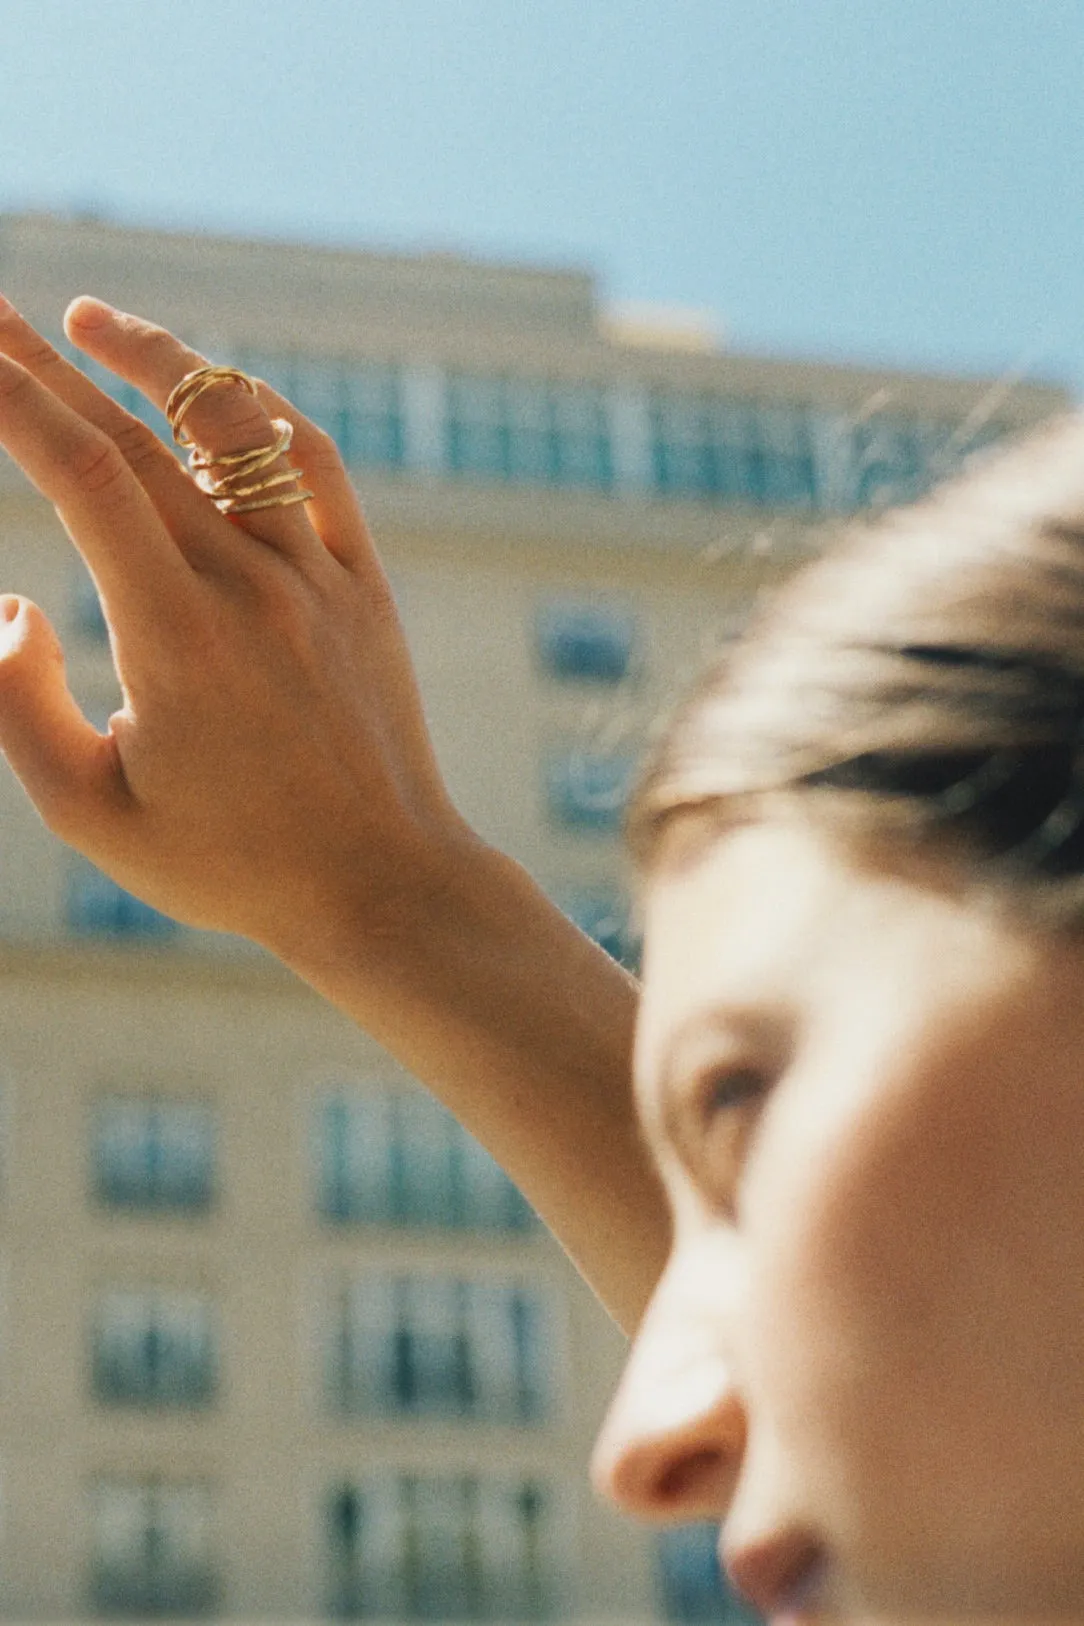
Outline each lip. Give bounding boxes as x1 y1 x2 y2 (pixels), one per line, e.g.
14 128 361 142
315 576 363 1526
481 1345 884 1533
722 1533 828 1620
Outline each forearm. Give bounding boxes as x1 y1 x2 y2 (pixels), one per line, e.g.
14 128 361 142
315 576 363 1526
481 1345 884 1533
270 829 671 1336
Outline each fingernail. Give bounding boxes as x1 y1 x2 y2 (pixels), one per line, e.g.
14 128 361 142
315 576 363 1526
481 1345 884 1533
67 295 116 330
0 596 23 654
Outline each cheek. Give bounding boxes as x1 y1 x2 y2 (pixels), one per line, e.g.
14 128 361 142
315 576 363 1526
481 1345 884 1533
740 1039 1084 1608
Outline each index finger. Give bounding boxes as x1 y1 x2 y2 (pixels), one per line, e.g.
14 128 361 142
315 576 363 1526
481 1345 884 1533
0 347 197 636
66 299 324 565
0 293 233 573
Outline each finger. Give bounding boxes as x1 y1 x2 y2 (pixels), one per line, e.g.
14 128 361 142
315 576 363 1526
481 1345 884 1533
0 294 232 572
0 595 128 847
66 299 324 566
0 352 198 636
248 379 375 573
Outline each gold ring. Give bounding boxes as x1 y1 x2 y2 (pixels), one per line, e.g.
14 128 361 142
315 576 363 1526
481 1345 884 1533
191 420 294 491
165 365 259 449
189 417 294 472
198 468 307 501
163 367 313 519
221 487 314 516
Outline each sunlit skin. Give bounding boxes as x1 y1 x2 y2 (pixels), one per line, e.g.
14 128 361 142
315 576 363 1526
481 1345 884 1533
591 816 1084 1621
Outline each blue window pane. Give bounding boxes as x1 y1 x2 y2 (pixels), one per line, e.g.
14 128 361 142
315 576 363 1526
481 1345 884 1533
92 1480 218 1617
67 860 179 940
508 1288 550 1423
445 374 612 493
561 889 640 972
94 1100 214 1212
536 605 636 684
318 1092 538 1234
339 402 405 469
330 1277 550 1426
545 752 637 832
651 395 818 510
753 405 819 508
92 1292 217 1409
326 1474 553 1621
852 417 926 510
659 1525 761 1624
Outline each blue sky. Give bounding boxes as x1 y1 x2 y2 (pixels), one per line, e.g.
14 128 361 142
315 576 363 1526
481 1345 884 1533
1 0 1081 393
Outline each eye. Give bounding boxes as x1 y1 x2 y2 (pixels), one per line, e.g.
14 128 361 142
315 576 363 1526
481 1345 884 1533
703 1066 770 1117
682 1064 775 1214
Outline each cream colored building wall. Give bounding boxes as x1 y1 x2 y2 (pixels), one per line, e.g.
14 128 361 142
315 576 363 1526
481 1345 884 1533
0 215 1070 1621
0 953 649 1620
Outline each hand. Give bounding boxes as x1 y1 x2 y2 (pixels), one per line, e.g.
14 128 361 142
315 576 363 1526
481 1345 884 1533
0 295 472 958
0 297 670 1329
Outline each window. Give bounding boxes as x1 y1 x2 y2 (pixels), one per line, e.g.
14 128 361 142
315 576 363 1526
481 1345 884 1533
650 393 817 509
231 351 405 470
813 409 1007 512
93 1099 214 1213
317 1089 536 1232
92 1290 217 1408
67 857 179 940
326 1473 554 1620
535 604 637 684
446 374 612 491
658 1525 761 1624
544 750 637 833
91 1479 218 1616
561 888 640 973
327 1274 551 1424
850 415 927 510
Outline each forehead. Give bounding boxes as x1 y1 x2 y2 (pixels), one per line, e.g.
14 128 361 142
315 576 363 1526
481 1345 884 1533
632 818 976 1131
632 816 1055 1136
632 822 838 1112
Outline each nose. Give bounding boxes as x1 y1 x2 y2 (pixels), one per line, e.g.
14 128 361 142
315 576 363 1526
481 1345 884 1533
589 1256 747 1521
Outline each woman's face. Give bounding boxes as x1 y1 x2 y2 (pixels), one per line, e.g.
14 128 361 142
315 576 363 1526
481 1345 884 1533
592 816 1084 1622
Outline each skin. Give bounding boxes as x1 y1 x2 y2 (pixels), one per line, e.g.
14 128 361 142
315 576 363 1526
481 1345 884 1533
592 814 1084 1619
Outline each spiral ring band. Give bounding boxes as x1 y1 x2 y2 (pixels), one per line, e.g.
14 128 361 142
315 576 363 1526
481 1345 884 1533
165 365 314 517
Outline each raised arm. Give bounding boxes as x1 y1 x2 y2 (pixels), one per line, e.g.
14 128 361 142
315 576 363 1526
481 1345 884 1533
0 296 670 1333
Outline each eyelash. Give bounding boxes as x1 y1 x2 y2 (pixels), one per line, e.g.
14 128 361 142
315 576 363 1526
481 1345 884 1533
686 1065 773 1211
702 1066 770 1116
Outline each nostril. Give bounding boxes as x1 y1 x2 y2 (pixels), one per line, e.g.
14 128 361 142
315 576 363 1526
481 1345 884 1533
654 1447 725 1507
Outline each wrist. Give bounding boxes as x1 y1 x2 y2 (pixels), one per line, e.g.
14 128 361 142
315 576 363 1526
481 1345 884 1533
257 810 507 1004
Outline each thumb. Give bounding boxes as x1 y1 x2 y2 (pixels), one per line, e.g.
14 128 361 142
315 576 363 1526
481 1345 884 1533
0 595 124 844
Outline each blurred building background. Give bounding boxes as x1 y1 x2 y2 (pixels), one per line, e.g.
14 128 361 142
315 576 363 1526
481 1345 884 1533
0 214 1067 1622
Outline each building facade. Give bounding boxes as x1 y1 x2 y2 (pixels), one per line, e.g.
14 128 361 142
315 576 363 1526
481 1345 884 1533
0 213 1068 1621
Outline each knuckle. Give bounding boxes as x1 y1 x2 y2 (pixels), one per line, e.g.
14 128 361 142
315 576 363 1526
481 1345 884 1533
226 398 272 436
367 576 402 633
140 323 200 379
300 422 346 475
142 323 180 359
109 416 164 472
249 571 321 651
15 329 63 376
68 436 128 498
0 364 34 406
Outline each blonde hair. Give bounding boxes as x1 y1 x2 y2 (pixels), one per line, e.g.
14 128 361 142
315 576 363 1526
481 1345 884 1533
628 413 1084 920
